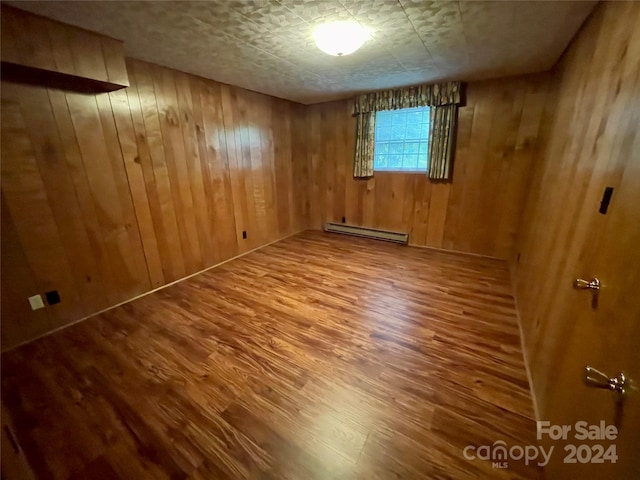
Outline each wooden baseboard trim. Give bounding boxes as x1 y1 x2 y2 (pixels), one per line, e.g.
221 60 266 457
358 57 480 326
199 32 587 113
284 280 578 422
407 242 505 261
508 259 541 425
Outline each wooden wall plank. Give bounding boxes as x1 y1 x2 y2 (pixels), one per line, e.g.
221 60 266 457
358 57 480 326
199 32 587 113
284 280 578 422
46 23 75 77
1 7 42 68
125 66 179 283
68 30 109 82
192 78 237 262
101 38 129 87
129 61 186 282
220 84 249 252
290 104 310 231
153 64 202 273
272 100 293 237
441 86 476 252
425 183 450 248
0 7 22 65
234 90 258 249
21 13 57 72
246 94 269 245
95 92 150 292
258 99 278 239
109 88 165 288
174 71 214 267
308 107 322 228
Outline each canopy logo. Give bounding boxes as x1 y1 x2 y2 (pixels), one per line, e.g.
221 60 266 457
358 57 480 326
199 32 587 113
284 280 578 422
462 440 553 469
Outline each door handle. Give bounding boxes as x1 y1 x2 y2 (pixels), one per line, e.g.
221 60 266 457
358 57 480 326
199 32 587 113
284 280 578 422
585 366 635 429
574 278 600 290
585 366 627 395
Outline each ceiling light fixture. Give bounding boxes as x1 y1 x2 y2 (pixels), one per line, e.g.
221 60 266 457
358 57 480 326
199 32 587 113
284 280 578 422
313 21 370 56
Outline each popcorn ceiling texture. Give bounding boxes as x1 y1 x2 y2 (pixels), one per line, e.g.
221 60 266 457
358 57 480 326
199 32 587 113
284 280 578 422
11 0 595 104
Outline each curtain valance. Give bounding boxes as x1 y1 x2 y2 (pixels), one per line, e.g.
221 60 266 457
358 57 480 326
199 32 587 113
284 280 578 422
353 81 462 115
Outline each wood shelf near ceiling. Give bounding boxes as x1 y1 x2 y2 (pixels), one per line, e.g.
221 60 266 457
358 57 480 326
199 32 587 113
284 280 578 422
1 5 129 92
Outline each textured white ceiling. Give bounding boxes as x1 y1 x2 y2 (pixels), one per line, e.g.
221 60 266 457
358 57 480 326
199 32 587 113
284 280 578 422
8 1 596 104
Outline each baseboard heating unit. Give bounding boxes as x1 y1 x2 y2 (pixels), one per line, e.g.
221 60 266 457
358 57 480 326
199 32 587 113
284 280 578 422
324 223 409 244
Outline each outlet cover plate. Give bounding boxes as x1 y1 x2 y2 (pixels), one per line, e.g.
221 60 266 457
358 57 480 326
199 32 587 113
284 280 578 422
28 294 45 310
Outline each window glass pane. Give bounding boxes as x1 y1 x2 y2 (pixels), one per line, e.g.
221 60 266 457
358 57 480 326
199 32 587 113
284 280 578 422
407 111 422 123
404 142 419 155
403 154 419 170
391 125 405 140
389 142 403 155
405 123 421 140
377 113 392 128
373 106 431 172
376 143 389 155
388 155 402 169
391 113 405 125
377 126 391 142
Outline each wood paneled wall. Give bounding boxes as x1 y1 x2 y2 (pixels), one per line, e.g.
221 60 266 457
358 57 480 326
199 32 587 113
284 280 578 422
1 58 308 350
305 74 550 259
513 0 640 428
1 5 129 89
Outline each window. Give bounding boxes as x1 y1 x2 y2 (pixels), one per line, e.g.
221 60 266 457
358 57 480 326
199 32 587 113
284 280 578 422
373 106 430 172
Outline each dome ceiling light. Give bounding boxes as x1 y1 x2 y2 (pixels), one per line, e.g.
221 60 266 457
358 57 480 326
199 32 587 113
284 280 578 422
313 21 371 57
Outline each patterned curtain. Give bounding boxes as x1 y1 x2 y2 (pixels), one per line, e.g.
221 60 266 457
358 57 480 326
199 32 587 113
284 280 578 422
352 81 462 180
353 111 376 177
428 105 457 180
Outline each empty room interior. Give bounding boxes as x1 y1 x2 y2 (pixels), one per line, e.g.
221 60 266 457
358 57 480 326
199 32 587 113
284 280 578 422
1 1 639 479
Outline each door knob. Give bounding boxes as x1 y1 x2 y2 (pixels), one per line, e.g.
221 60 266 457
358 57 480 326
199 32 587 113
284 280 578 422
574 278 600 290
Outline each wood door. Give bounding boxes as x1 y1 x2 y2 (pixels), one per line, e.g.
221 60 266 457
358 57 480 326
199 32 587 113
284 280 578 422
545 150 640 479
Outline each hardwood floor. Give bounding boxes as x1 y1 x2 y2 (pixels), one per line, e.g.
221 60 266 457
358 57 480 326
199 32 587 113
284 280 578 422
1 231 542 480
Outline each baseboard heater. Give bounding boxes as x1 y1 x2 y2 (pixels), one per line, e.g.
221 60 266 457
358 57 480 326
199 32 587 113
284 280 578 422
324 223 409 244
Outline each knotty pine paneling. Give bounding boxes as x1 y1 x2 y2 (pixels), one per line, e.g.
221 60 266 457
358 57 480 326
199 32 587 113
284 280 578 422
512 0 640 466
306 73 550 259
1 59 307 350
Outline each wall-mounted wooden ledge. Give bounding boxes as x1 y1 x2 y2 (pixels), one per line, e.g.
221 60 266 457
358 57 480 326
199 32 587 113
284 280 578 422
1 5 129 91
1 61 128 93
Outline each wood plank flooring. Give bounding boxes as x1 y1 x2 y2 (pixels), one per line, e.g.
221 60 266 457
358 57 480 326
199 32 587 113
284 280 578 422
1 231 542 479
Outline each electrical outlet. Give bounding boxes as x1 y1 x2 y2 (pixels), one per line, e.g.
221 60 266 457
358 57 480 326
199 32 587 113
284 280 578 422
342 216 346 223
242 230 247 239
28 295 45 311
45 290 61 305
